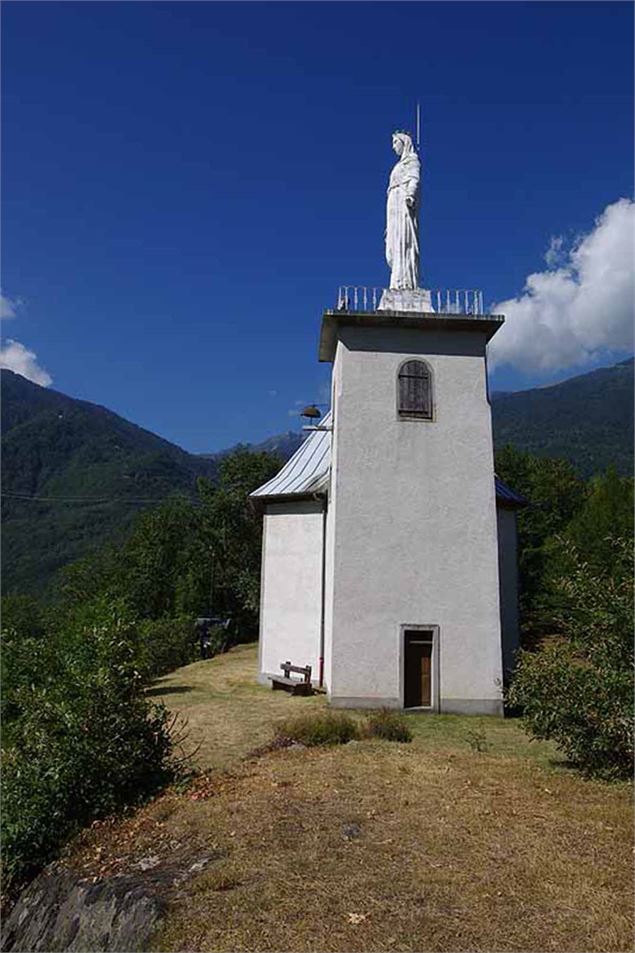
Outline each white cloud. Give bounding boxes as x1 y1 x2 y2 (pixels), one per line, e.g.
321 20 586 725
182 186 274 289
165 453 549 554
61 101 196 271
0 339 52 386
0 293 22 320
544 235 565 269
488 198 635 374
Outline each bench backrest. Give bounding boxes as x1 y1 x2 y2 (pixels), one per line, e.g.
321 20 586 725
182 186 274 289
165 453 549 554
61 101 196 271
281 661 312 683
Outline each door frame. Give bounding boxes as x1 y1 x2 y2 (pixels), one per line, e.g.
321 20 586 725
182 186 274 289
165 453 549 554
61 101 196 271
400 624 440 712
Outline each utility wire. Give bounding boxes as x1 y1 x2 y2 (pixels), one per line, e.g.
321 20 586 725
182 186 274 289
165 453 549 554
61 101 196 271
1 491 195 504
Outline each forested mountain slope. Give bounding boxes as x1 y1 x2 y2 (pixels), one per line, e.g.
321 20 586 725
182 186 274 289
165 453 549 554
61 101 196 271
217 358 633 478
2 357 631 594
491 357 633 478
2 370 216 593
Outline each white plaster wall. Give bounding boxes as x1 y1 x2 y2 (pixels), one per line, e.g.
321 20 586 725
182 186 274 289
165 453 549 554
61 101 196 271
496 507 521 684
327 324 503 713
322 356 342 694
259 501 324 682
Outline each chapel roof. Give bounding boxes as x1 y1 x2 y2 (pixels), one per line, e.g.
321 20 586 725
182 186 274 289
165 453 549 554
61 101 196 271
250 411 332 500
251 411 527 508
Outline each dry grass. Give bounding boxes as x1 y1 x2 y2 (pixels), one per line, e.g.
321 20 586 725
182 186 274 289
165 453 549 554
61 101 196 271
87 644 632 952
147 644 559 773
150 746 631 952
146 643 328 771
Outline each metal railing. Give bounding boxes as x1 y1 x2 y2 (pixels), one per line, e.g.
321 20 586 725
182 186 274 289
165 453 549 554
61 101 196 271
336 286 485 316
336 287 385 311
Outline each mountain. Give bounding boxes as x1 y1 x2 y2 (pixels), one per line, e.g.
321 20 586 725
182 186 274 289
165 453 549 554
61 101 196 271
1 370 217 594
203 360 633 478
491 358 633 478
2 357 631 595
199 431 304 463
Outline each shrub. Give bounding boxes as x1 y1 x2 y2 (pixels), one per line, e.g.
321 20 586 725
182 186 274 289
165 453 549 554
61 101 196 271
276 711 359 746
137 615 198 681
365 708 412 743
508 536 633 780
1 598 176 891
465 728 490 753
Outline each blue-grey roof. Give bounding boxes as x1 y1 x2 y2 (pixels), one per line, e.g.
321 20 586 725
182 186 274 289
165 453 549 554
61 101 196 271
494 475 529 508
251 410 527 508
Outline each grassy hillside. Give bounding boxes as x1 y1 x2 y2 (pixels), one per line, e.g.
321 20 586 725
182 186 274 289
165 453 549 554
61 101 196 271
1 370 216 594
58 645 632 953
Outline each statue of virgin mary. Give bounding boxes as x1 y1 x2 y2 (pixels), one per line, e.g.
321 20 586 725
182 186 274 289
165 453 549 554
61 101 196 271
385 131 420 290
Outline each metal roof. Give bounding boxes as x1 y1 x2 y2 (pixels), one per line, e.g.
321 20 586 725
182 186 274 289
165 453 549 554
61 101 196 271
494 475 529 508
251 410 527 508
250 412 332 500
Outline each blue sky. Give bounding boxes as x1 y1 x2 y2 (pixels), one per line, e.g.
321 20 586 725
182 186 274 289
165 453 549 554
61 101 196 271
2 1 633 452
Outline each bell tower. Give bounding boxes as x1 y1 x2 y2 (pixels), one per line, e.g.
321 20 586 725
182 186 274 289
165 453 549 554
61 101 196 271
252 126 517 714
319 305 505 713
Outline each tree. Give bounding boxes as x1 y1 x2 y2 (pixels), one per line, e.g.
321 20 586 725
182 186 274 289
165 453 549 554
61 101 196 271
507 536 633 779
495 445 587 637
2 598 175 889
0 594 46 640
197 449 282 637
565 467 633 573
56 449 283 637
121 496 201 618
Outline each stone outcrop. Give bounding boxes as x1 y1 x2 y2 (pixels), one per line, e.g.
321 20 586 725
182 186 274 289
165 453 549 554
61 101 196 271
2 850 224 952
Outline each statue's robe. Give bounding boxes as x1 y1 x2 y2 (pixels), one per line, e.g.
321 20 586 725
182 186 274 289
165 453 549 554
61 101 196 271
386 152 420 290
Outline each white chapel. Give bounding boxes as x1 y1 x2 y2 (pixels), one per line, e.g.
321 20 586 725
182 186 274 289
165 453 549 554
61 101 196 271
251 130 525 715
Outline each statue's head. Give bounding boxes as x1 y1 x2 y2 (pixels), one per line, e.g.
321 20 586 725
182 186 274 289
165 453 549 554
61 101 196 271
392 131 414 157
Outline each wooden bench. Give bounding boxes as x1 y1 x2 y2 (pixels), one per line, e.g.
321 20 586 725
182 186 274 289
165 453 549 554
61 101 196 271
269 661 313 696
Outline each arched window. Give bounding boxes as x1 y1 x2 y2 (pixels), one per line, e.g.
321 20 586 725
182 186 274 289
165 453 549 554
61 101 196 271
397 360 433 419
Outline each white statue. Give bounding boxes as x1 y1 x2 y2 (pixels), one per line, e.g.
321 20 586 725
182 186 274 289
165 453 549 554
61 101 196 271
385 131 420 290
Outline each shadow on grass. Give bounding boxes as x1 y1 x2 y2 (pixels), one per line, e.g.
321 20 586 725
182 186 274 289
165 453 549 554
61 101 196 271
146 685 194 697
547 756 586 775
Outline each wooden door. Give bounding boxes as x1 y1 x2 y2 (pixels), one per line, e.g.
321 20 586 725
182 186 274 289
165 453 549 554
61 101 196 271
404 631 433 708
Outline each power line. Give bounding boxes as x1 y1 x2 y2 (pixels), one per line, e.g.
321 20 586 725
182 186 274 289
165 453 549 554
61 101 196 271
1 491 196 504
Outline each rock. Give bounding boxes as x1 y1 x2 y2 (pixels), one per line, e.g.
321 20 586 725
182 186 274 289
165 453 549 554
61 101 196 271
134 856 160 872
342 822 362 840
1 869 166 952
1 849 228 952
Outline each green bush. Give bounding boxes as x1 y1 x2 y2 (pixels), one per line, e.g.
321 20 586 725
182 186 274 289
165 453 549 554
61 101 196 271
1 599 176 890
137 615 198 681
365 708 412 743
276 711 359 747
508 536 633 780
